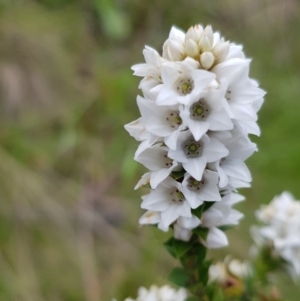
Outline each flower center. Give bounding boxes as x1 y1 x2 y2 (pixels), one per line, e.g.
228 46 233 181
165 111 182 129
190 99 209 121
170 189 185 203
183 137 203 158
187 176 205 192
176 78 194 95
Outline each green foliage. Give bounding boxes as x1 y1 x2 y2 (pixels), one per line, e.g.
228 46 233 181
164 237 194 259
169 267 189 287
192 227 209 241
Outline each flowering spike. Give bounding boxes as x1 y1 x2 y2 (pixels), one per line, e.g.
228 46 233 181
125 23 265 250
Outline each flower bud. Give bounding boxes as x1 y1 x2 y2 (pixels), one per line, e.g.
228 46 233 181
204 25 214 45
193 24 204 39
213 41 230 62
185 39 199 58
185 26 199 43
163 39 185 61
200 51 215 70
199 34 212 52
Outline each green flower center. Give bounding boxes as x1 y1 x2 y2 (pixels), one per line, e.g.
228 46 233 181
188 143 199 154
176 78 194 95
192 104 204 116
171 189 185 203
190 99 209 121
187 176 205 192
183 138 203 158
166 111 182 129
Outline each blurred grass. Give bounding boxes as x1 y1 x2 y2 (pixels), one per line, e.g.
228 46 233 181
0 0 299 300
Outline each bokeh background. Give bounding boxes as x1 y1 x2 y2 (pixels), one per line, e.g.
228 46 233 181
0 0 300 300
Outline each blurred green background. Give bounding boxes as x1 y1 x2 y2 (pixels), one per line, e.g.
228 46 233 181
0 0 300 300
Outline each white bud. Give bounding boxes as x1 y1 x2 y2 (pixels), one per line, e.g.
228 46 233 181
213 41 230 62
185 26 199 43
199 34 212 52
212 32 221 46
185 39 199 58
204 25 214 45
193 24 204 39
200 51 215 70
163 39 184 61
168 26 185 41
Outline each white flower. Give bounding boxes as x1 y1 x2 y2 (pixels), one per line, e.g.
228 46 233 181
132 46 166 99
141 177 191 230
135 144 179 189
136 95 186 150
253 191 300 277
208 128 257 188
200 193 244 248
168 131 228 180
154 60 216 106
124 285 188 301
209 257 251 283
182 169 221 209
179 80 233 141
213 59 266 134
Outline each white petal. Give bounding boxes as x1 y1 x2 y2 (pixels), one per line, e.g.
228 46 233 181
206 227 228 249
183 156 206 181
141 191 170 211
134 172 151 190
206 108 233 131
188 119 209 141
222 160 251 182
203 138 229 162
139 211 161 225
174 224 193 241
201 208 223 227
160 205 180 228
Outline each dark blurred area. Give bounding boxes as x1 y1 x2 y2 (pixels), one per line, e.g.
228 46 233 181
0 0 300 300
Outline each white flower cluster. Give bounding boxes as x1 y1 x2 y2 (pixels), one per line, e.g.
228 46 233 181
209 257 251 284
252 191 300 278
125 25 265 248
123 285 187 301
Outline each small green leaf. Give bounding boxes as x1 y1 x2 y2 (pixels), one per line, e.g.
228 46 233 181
164 237 193 259
198 261 210 286
192 227 209 241
194 244 207 263
191 206 203 218
203 201 215 211
218 224 235 231
173 238 193 259
171 170 186 180
168 267 188 287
